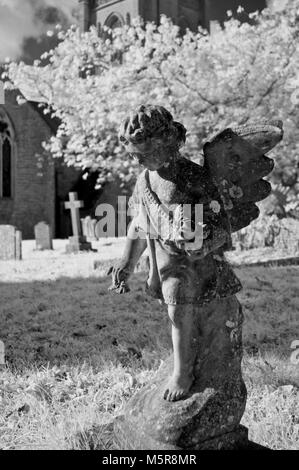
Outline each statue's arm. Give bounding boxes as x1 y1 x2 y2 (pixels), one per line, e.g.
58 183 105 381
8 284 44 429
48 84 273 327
107 218 147 293
121 218 147 271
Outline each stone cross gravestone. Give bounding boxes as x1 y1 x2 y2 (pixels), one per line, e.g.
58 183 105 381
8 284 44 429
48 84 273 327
0 225 22 260
64 192 93 253
34 221 53 250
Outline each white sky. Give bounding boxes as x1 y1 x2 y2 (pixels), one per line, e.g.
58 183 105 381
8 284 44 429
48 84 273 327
0 0 78 61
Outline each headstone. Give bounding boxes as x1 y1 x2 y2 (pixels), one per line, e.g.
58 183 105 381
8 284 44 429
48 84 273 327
81 216 89 239
15 230 22 260
89 219 97 241
0 225 22 260
64 192 93 253
81 216 98 242
34 222 53 250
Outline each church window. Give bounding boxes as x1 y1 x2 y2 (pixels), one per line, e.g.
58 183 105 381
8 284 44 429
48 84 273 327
105 12 124 30
103 13 125 62
0 111 14 199
2 138 12 198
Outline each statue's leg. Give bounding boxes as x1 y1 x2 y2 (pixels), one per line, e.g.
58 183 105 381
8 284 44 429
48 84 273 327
114 296 250 450
164 304 198 402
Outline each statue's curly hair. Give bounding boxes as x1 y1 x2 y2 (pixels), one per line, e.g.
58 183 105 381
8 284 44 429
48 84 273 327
119 105 186 149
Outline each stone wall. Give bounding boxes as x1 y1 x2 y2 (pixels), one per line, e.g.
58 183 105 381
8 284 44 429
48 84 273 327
178 0 206 30
204 0 267 26
88 0 267 32
95 0 203 30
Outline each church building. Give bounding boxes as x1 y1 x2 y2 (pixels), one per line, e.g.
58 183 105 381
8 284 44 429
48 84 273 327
79 0 267 33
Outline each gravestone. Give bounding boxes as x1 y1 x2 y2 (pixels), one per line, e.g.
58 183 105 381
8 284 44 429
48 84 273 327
34 222 53 250
89 218 98 241
0 225 22 260
15 230 22 260
81 216 90 239
81 216 98 242
64 192 93 253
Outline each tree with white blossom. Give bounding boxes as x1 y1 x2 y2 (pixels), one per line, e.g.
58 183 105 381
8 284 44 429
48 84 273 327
3 0 299 194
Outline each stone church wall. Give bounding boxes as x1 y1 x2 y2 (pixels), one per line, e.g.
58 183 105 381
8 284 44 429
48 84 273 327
91 0 267 32
0 90 55 239
204 0 267 25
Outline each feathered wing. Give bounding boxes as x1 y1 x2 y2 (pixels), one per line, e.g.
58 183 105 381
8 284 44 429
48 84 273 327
203 120 284 233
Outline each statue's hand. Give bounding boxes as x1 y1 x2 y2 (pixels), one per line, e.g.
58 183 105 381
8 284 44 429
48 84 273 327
106 261 132 294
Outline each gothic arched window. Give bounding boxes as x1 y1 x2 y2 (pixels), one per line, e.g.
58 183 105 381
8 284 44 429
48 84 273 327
0 110 14 199
105 13 124 30
103 13 125 62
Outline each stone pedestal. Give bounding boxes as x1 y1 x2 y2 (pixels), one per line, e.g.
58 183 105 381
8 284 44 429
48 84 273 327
115 417 249 450
114 296 251 450
65 235 92 253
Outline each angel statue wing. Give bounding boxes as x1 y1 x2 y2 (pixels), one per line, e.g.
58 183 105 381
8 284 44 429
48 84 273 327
203 120 284 233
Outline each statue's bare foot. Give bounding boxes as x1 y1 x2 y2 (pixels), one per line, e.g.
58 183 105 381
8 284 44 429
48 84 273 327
163 373 194 402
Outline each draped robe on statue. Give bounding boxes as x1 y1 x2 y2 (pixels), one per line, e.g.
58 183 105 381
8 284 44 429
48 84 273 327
128 164 242 305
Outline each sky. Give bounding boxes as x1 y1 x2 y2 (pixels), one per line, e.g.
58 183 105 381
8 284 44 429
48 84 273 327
0 0 79 62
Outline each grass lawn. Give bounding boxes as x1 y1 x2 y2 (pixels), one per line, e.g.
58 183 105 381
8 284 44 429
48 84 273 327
0 240 298 450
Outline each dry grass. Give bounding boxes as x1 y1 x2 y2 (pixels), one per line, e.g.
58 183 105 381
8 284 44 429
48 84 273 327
0 241 298 450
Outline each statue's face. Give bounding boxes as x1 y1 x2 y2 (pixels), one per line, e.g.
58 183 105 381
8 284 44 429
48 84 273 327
128 138 173 171
130 149 169 170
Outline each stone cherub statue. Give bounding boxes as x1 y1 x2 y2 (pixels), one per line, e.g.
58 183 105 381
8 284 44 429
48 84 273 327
108 104 283 450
